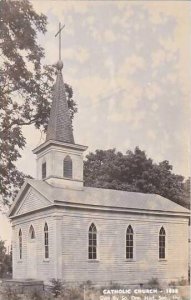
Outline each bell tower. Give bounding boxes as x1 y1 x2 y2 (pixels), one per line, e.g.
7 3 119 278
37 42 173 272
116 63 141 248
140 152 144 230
33 24 87 190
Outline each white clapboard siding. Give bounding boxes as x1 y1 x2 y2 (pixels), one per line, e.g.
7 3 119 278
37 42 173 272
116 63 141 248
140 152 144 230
61 209 188 284
12 211 56 282
12 206 189 285
16 188 51 216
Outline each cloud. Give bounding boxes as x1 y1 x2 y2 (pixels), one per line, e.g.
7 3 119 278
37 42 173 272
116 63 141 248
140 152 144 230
118 55 146 76
112 6 133 27
151 49 166 68
63 47 90 64
159 37 177 52
32 1 89 16
145 82 162 101
145 1 191 97
68 67 78 76
109 109 146 131
104 30 116 43
106 80 144 128
89 26 102 42
104 57 115 74
151 103 159 112
83 16 95 26
72 76 110 102
147 129 156 140
89 27 117 43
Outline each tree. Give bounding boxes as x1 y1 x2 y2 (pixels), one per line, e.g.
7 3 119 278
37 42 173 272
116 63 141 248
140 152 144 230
183 177 190 208
84 147 190 209
0 240 12 278
0 0 77 206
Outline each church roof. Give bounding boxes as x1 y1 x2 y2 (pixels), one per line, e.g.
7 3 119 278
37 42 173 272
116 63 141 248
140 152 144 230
9 179 189 218
46 60 74 143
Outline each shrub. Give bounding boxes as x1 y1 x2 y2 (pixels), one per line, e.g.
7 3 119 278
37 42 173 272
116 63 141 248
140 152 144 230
79 280 93 289
60 286 83 300
85 280 93 287
49 279 63 297
108 281 121 289
1 286 20 300
147 278 160 288
168 281 176 287
177 277 188 286
21 291 54 300
169 277 188 287
27 290 44 300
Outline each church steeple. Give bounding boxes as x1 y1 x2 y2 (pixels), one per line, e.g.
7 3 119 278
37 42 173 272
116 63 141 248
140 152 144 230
33 23 87 190
46 60 74 144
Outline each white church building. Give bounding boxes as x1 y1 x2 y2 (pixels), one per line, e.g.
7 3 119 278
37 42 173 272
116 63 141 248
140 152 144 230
8 59 189 285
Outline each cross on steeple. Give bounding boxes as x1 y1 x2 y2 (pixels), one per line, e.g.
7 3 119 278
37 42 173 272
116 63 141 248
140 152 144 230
55 22 65 61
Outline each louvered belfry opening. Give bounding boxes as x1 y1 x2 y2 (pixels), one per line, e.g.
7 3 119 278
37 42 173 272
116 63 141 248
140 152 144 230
63 155 72 178
42 162 46 179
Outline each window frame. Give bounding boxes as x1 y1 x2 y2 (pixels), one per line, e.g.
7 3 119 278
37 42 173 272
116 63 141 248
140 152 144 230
19 229 22 260
44 222 49 259
159 226 166 260
29 225 35 240
126 225 134 260
88 223 97 260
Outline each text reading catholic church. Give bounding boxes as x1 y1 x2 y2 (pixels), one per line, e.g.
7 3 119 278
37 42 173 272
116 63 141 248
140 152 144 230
8 25 189 284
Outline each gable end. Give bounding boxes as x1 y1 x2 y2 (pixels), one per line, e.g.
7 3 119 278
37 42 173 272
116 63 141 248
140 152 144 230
9 184 53 218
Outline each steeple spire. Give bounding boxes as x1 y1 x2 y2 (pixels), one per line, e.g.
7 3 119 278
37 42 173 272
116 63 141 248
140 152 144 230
46 23 74 144
46 61 75 144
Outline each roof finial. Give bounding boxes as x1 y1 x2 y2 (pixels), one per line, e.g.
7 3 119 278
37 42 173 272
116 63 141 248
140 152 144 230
55 22 65 68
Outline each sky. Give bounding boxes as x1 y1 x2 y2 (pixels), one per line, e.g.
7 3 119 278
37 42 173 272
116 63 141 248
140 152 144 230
1 1 191 244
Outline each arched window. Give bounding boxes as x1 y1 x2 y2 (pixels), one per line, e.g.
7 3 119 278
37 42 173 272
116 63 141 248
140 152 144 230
88 223 97 260
29 225 35 240
44 223 49 259
19 229 22 259
63 155 72 178
159 227 166 259
42 162 46 179
126 225 134 259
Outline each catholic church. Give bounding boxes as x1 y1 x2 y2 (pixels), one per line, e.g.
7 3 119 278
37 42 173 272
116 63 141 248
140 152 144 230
8 56 189 285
